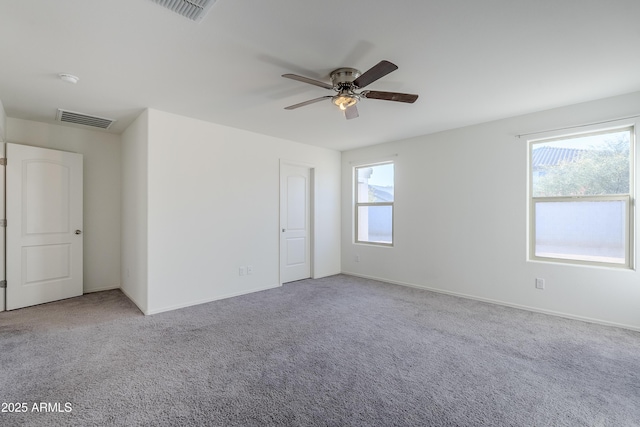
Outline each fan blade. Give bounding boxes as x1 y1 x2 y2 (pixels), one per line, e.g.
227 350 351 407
345 104 359 120
282 74 333 90
362 90 418 103
352 60 398 89
284 96 332 110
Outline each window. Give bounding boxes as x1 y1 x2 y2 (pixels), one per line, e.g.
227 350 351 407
529 127 634 267
355 162 394 245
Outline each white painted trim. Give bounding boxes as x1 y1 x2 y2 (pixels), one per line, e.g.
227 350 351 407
342 271 640 333
354 161 395 247
146 283 282 315
279 158 316 169
0 142 4 312
518 115 640 140
348 153 398 166
527 125 636 270
84 284 121 293
0 100 6 142
312 272 340 280
119 286 148 315
279 159 315 285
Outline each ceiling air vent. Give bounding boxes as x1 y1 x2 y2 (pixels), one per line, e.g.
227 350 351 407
56 109 115 130
151 0 217 21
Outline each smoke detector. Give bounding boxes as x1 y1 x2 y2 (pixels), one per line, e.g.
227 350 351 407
59 73 80 84
151 0 217 21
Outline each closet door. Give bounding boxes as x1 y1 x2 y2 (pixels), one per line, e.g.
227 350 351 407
280 162 311 283
6 144 83 310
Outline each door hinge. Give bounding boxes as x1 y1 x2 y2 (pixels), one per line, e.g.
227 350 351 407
0 219 6 227
0 280 6 289
0 158 5 166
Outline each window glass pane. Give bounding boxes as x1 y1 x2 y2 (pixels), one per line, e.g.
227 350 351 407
534 200 626 264
532 129 630 197
357 205 393 244
357 163 394 203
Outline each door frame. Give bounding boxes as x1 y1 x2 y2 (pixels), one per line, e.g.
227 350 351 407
0 143 5 311
279 159 315 285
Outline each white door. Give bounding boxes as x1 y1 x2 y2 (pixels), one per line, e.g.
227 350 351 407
6 143 83 310
280 162 311 283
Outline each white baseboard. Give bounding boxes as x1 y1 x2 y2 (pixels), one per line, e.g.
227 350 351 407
341 271 640 333
146 283 282 315
119 286 148 315
83 284 121 293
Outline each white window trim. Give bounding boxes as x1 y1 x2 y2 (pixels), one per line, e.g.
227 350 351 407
527 124 636 269
354 161 394 247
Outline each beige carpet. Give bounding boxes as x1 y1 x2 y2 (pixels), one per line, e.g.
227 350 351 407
1 274 639 426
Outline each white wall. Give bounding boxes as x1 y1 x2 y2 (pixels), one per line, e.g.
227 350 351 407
120 110 149 313
6 118 121 294
342 91 640 331
145 109 341 314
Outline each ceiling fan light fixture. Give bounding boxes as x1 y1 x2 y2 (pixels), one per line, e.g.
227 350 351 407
282 60 418 119
332 94 358 111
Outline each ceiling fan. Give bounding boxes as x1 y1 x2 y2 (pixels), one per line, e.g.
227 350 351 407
282 60 419 120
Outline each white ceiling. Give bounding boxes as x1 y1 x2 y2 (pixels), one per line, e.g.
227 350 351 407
1 0 639 151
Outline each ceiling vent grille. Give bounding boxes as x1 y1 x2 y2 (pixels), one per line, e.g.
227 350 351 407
56 109 115 130
151 0 217 21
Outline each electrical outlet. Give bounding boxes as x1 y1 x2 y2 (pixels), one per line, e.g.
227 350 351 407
239 267 246 276
247 265 254 275
535 278 545 290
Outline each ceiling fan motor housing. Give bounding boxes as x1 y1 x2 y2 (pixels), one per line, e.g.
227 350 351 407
330 68 361 89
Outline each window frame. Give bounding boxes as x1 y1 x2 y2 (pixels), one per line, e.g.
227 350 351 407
528 125 635 269
354 161 394 247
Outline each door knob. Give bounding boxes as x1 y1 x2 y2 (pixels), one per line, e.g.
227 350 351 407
75 230 82 235
282 228 286 233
